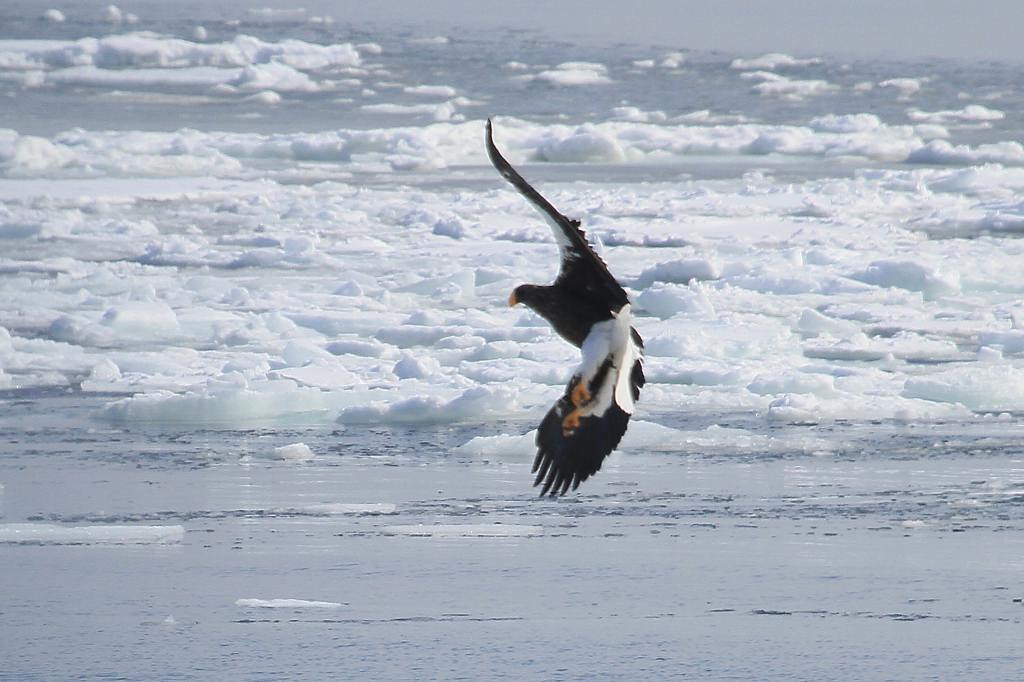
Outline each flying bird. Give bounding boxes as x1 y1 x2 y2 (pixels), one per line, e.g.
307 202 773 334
485 119 645 496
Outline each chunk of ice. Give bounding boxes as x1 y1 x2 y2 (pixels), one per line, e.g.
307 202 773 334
271 443 315 461
0 523 184 545
236 598 343 609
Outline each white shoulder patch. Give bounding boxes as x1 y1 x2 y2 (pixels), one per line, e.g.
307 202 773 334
613 307 640 414
575 305 637 417
536 210 577 260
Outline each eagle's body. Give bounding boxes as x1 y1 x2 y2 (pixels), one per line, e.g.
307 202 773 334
486 119 644 496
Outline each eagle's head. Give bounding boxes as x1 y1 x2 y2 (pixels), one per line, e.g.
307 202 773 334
508 284 544 310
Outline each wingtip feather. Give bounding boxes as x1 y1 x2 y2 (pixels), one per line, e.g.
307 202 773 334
533 456 551 487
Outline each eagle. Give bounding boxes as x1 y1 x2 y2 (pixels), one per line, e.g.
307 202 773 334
485 119 645 496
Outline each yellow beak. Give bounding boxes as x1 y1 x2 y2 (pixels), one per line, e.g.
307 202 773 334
508 291 518 307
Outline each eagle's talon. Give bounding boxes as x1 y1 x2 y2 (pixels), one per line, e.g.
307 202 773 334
570 381 591 407
562 409 582 436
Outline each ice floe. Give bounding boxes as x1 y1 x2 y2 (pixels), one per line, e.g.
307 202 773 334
5 116 1021 181
522 61 611 87
903 365 1024 412
879 77 928 99
269 442 315 460
236 598 343 609
299 503 397 515
906 140 1024 166
906 105 1005 125
743 72 837 101
0 32 362 94
731 53 823 70
337 386 521 425
2 29 1024 437
0 523 184 544
849 260 960 300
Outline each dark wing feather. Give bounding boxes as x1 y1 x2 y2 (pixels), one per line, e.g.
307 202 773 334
485 119 628 310
630 327 645 401
533 397 631 497
531 356 644 497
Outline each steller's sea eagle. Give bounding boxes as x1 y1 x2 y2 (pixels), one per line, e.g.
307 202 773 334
485 119 645 496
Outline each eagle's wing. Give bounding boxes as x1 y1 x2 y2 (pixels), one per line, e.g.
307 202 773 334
485 119 628 311
532 309 645 496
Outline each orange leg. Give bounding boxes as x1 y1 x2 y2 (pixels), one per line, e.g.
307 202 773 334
562 408 582 436
570 380 591 407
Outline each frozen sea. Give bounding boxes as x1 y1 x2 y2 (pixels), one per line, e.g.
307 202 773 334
2 2 1024 679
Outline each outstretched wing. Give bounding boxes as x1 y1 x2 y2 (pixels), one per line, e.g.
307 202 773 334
532 353 644 496
532 313 645 496
485 118 628 311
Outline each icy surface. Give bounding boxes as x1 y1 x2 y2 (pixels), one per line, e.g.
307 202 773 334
0 523 184 544
236 598 343 609
1 2 1023 679
269 442 315 460
2 396 1023 680
382 524 545 537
